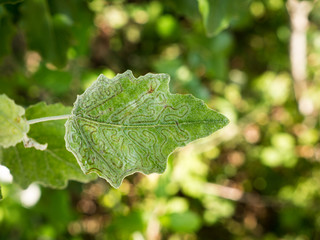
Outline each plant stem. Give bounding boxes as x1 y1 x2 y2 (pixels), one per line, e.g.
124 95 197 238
27 114 72 125
287 0 312 103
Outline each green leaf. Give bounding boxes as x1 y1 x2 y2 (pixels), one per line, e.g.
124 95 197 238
163 0 200 19
0 102 96 189
0 94 29 148
0 185 2 200
65 70 229 188
0 6 16 59
20 0 53 60
198 0 250 36
106 211 145 238
161 211 202 233
20 0 73 67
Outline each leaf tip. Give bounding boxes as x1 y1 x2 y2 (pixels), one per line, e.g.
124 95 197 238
222 114 230 127
93 172 123 189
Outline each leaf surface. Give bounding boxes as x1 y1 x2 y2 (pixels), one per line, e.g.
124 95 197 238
0 94 29 148
65 70 229 188
0 102 96 189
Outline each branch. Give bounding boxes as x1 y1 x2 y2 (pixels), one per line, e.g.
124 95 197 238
287 0 312 102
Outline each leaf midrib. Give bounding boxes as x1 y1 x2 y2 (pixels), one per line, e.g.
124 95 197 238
72 115 226 128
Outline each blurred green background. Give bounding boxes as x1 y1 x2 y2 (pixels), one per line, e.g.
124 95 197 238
1 0 320 239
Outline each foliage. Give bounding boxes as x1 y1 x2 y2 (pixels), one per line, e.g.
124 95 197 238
0 94 29 148
1 0 320 240
0 71 227 189
65 70 228 187
0 102 96 188
198 0 251 36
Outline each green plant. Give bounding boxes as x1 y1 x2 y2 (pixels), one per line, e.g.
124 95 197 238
2 0 320 239
0 70 228 190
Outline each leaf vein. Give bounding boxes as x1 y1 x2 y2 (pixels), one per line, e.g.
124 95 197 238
73 115 225 128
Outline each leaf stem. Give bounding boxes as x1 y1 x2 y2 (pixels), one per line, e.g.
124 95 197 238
27 114 72 125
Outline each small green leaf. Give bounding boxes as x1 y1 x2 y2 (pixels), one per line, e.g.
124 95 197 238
0 185 2 200
198 0 250 36
0 102 96 189
65 70 229 188
0 94 29 148
161 211 202 233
